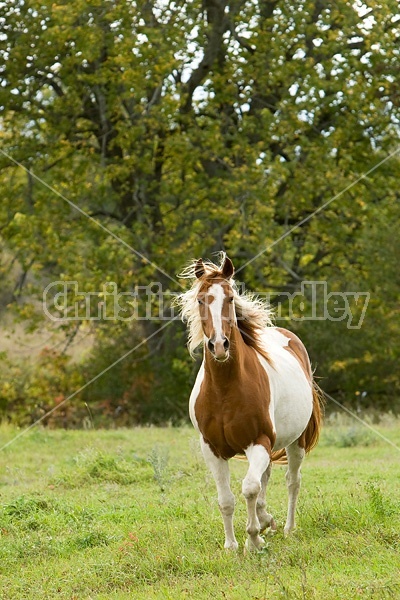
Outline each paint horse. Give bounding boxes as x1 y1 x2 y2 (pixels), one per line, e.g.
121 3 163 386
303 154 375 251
177 254 322 552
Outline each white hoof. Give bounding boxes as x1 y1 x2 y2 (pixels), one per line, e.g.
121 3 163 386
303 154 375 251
244 535 265 555
266 517 277 536
224 540 239 551
284 525 295 537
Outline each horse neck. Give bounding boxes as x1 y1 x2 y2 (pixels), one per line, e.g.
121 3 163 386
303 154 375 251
204 325 246 385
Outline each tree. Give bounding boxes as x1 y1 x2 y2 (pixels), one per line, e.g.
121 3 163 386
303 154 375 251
1 0 399 423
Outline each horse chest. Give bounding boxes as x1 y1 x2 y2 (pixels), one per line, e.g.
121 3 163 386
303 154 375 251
194 377 272 459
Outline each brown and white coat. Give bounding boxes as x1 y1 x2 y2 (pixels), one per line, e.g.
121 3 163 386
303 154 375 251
178 254 322 552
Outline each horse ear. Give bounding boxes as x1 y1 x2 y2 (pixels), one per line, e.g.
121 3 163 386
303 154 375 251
222 255 234 279
194 258 205 279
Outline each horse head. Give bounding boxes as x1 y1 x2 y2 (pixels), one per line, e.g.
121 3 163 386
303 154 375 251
195 254 236 362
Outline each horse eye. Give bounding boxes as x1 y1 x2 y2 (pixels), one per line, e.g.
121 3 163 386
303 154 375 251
228 297 234 303
198 299 203 305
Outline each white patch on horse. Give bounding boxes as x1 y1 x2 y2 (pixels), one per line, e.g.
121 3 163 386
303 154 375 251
207 283 226 345
189 360 205 432
243 444 271 497
257 328 312 451
263 327 290 348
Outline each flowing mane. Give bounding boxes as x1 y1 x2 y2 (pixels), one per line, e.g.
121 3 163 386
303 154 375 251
176 254 273 359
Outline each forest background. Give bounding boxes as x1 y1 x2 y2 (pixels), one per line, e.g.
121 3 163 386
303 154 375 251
0 0 399 427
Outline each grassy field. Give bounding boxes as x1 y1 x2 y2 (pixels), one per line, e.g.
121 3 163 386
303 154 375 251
0 417 399 599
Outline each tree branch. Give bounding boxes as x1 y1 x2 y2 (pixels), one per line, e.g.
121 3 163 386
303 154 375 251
89 210 122 222
181 0 230 113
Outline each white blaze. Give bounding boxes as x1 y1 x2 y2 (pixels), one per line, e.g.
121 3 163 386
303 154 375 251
207 283 226 344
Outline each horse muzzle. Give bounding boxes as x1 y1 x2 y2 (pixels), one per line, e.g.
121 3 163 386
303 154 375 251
208 336 230 361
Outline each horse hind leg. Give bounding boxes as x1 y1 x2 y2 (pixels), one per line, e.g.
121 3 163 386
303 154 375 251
284 441 305 536
256 463 277 533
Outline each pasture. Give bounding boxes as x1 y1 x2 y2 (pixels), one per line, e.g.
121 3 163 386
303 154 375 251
0 417 399 599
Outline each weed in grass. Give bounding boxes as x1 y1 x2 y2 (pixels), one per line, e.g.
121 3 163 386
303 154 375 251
356 581 400 599
73 529 113 550
2 495 57 533
366 480 397 519
375 528 400 550
148 445 170 492
51 447 152 488
3 495 51 518
323 425 376 448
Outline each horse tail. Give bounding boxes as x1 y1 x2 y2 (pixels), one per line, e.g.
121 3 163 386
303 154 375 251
301 381 324 454
271 448 287 465
234 448 287 465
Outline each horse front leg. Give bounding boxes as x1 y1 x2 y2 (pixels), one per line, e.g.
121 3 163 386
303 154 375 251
243 443 271 552
200 437 238 551
257 463 277 533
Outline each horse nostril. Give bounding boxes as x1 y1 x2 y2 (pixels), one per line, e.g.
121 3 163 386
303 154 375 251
208 339 215 352
223 338 230 351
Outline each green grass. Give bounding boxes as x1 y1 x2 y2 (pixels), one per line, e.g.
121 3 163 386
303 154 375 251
0 420 400 599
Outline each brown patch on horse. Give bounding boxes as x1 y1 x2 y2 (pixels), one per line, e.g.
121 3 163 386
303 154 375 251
276 328 312 379
277 327 323 453
195 327 276 460
237 319 271 364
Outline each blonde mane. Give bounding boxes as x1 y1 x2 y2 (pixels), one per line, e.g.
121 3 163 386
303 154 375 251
175 254 274 358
